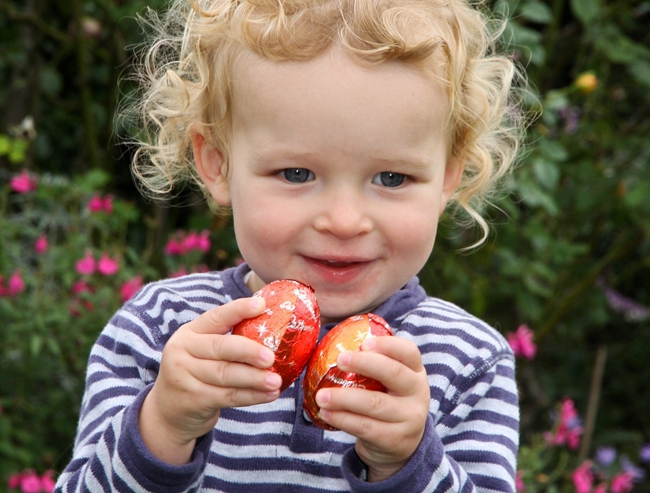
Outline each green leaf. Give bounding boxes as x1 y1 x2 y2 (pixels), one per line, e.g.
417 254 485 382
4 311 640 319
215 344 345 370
31 335 43 357
570 0 601 23
0 134 10 155
627 60 650 91
74 169 111 192
538 139 568 163
521 0 553 24
532 158 560 190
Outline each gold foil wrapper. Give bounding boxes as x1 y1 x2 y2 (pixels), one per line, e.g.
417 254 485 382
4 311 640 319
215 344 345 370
302 313 393 430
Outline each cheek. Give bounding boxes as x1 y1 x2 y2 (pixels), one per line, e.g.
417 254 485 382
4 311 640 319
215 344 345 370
231 193 299 252
387 208 439 254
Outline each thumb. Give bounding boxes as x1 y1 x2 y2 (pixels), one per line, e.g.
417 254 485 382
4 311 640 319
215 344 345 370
190 296 266 335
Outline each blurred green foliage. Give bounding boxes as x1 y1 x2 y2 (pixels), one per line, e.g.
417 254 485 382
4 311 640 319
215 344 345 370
1 0 649 490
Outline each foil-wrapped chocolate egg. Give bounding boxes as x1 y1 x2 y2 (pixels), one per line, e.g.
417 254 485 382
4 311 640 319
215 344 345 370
232 279 320 392
302 313 393 430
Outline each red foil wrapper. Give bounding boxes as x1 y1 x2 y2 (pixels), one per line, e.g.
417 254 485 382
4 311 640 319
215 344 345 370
302 313 393 430
232 279 320 392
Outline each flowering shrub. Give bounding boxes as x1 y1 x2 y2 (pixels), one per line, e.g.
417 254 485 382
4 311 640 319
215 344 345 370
0 164 148 482
0 141 244 487
516 397 648 493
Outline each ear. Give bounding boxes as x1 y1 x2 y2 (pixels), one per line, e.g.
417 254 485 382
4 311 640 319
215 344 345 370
440 156 464 211
191 129 231 206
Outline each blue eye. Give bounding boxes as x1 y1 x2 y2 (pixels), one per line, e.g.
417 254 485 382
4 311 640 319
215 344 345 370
372 172 406 188
281 168 314 183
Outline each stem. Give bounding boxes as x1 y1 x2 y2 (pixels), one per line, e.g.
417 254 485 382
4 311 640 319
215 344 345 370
579 345 608 462
71 0 100 171
0 1 72 45
537 232 642 340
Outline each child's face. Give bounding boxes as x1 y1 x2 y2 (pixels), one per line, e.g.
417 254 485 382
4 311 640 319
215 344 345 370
195 49 462 323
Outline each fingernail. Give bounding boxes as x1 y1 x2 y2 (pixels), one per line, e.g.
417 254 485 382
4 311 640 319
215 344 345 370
316 389 330 406
319 409 331 420
260 348 275 365
266 372 282 389
250 297 265 311
265 390 279 400
361 338 376 351
338 352 351 367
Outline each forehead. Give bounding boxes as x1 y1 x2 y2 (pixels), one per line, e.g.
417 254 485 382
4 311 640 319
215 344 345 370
229 47 451 136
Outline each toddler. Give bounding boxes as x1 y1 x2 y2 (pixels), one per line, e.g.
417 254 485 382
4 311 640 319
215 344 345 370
55 0 524 491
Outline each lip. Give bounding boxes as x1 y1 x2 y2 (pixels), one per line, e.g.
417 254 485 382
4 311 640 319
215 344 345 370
302 255 373 284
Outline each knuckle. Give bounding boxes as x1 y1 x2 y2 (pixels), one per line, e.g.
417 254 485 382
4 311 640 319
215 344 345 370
386 361 404 382
367 391 384 415
212 361 231 385
210 334 227 359
356 417 374 438
223 387 239 407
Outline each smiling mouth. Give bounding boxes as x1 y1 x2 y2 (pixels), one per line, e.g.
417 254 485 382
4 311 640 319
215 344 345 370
319 260 358 268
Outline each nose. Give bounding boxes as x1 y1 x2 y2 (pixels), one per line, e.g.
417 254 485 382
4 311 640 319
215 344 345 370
312 189 373 239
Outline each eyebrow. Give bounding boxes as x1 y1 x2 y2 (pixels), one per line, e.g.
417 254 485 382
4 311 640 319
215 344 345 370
252 148 435 171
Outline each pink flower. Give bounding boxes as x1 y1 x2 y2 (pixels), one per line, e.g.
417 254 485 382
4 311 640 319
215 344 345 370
196 231 211 252
19 471 42 493
88 194 113 214
515 470 525 492
545 398 583 449
72 280 93 294
120 276 143 302
165 230 211 256
40 470 56 493
594 484 607 493
610 472 635 493
8 270 26 297
561 398 579 422
97 254 119 276
75 251 96 275
164 238 185 256
102 195 114 214
35 235 48 254
572 461 593 493
507 325 537 360
8 472 23 489
10 169 38 194
182 230 211 253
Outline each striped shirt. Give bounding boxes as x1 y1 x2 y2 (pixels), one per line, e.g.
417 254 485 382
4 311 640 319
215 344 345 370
55 263 519 493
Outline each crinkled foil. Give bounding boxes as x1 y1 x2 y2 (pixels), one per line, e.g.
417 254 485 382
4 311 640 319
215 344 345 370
302 313 393 430
232 279 320 391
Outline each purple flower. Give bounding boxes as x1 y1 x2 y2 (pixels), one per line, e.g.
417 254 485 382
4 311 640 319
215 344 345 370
621 454 646 481
596 446 617 467
640 443 650 463
598 278 650 322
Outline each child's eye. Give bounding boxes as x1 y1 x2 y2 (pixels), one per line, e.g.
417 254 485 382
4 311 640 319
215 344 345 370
372 172 406 188
280 168 315 183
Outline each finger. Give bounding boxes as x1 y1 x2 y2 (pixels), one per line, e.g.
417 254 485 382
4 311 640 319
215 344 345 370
204 385 281 409
189 358 282 392
189 297 266 335
187 332 276 369
316 387 402 424
360 336 425 373
317 407 380 438
336 350 422 395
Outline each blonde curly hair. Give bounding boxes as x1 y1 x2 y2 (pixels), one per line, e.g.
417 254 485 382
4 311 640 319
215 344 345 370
126 0 526 243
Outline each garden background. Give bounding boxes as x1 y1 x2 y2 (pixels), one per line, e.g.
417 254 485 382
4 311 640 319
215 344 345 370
1 0 650 491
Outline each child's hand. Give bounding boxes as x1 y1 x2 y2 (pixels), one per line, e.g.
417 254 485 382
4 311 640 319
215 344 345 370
314 336 431 482
138 297 283 465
